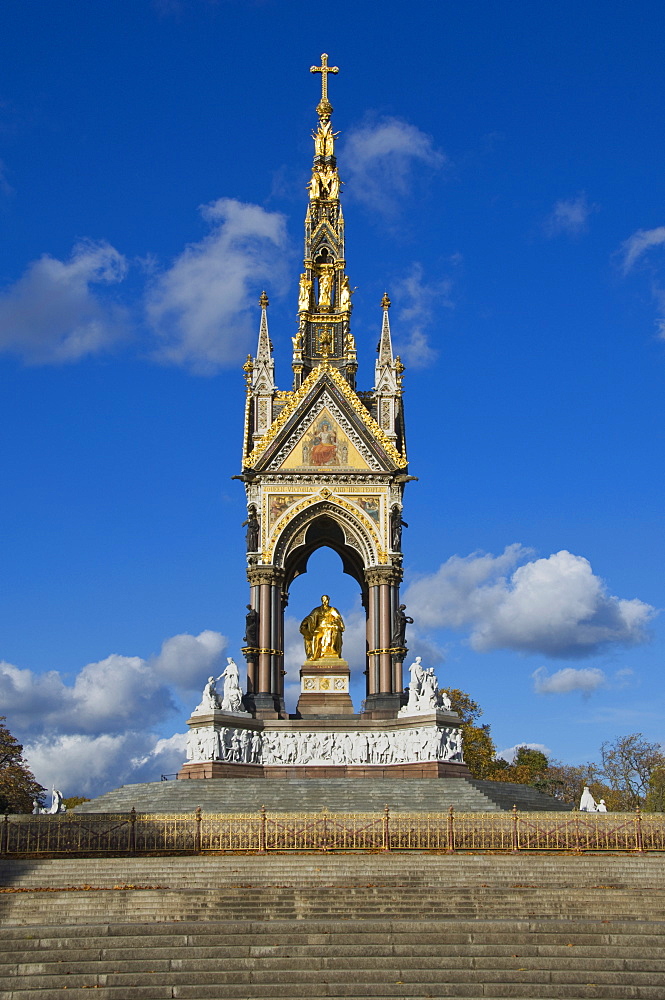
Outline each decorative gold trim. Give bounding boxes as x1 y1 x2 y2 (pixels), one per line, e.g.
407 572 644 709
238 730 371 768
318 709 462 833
264 489 386 565
242 647 283 656
244 363 407 469
367 647 406 657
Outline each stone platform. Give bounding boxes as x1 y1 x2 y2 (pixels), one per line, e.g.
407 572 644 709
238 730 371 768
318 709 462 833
74 776 571 813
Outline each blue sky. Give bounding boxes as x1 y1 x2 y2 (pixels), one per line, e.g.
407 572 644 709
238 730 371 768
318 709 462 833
1 1 664 796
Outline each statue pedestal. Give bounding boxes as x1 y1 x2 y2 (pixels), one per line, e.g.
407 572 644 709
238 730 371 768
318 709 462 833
296 657 355 717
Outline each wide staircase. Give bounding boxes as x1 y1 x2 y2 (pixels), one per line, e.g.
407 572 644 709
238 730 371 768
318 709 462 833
75 777 571 813
1 854 663 998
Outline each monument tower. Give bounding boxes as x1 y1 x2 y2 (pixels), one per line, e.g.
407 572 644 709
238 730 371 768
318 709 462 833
180 56 468 780
240 55 411 721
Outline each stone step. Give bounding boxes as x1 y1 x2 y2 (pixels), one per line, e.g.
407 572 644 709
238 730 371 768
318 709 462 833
0 920 664 999
2 888 664 925
74 777 570 814
4 855 662 890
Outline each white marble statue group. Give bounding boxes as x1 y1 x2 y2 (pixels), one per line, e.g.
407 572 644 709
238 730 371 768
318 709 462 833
32 789 65 814
186 724 463 767
399 657 452 716
579 786 608 812
193 657 248 716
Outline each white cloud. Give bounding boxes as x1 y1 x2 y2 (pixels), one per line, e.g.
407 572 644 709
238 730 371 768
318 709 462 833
0 240 129 364
496 742 552 763
0 630 226 737
341 117 445 216
620 225 665 274
151 629 227 690
405 544 532 630
404 546 655 658
24 731 188 797
533 666 606 695
544 193 594 237
146 197 289 374
393 262 454 367
619 226 665 338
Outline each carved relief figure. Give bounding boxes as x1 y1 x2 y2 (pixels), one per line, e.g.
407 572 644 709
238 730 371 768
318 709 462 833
300 595 345 659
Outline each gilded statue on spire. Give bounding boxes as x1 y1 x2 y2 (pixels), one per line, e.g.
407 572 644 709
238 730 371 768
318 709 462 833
313 120 339 157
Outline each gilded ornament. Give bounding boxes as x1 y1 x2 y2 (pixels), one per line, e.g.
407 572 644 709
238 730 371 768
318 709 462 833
300 595 345 660
310 53 339 108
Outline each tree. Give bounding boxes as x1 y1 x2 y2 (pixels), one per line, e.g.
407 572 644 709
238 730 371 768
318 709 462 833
0 717 45 813
446 689 497 779
486 745 554 790
62 796 90 811
600 733 665 809
644 767 665 813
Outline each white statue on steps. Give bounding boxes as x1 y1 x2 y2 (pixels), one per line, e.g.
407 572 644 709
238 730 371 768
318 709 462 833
579 786 597 812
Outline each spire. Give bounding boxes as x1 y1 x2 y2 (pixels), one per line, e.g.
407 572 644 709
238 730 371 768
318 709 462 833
375 293 400 440
377 293 394 366
256 290 272 364
293 54 355 388
250 292 275 442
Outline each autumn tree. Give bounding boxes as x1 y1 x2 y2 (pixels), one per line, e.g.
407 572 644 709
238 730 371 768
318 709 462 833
62 796 90 811
486 745 555 790
644 767 665 813
0 717 45 813
446 689 497 778
599 733 665 810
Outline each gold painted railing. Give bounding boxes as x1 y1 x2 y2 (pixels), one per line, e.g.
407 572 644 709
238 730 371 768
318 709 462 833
2 806 663 856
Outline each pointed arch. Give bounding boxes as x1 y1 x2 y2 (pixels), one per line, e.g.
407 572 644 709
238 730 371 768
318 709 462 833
272 499 379 590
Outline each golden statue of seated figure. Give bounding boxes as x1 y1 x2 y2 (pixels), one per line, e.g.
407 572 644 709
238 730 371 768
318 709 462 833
300 595 345 660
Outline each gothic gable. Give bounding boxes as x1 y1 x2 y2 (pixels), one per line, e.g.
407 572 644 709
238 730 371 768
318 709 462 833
244 364 406 474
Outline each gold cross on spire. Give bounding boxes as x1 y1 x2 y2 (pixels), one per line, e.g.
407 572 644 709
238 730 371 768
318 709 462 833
310 53 339 105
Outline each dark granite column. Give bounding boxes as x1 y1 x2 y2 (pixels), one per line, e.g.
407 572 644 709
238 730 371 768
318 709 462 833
363 565 404 718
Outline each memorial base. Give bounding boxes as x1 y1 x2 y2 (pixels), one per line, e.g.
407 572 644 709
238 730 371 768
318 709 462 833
182 711 468 779
362 692 405 720
178 760 471 779
296 657 354 717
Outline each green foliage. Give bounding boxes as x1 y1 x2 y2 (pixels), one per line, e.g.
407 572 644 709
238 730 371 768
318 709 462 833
0 717 45 814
